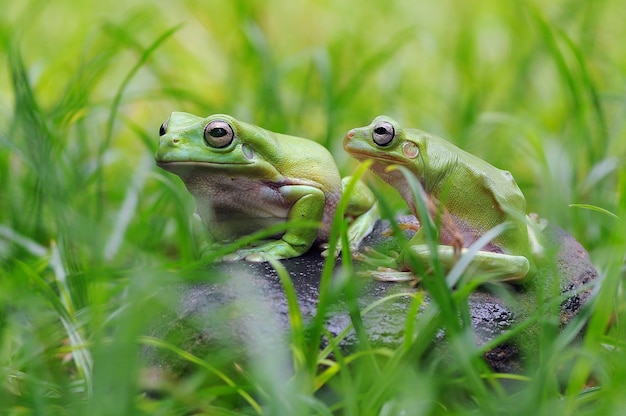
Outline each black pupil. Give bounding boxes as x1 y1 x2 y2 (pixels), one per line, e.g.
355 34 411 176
159 123 166 136
210 127 227 138
375 126 389 135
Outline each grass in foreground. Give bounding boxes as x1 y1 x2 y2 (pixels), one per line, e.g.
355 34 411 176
1 0 625 414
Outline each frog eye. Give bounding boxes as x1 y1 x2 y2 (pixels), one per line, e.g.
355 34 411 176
204 120 234 148
372 121 395 146
159 120 168 136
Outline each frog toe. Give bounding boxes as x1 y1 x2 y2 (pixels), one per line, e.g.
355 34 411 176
244 252 268 263
222 252 245 262
357 268 418 282
353 246 400 268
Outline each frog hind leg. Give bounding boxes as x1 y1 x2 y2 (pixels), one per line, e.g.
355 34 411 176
343 177 379 250
346 202 378 251
407 244 530 282
321 177 379 257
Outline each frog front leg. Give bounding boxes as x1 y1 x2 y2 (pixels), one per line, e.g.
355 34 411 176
225 185 326 262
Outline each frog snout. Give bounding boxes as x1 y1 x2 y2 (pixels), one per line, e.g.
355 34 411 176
160 134 181 148
156 135 183 161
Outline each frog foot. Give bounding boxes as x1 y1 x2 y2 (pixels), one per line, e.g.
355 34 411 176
353 246 400 269
222 240 306 263
318 242 334 258
319 242 362 259
221 251 248 262
357 267 419 283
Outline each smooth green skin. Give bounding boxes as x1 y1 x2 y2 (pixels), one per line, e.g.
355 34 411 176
156 112 377 262
344 116 539 282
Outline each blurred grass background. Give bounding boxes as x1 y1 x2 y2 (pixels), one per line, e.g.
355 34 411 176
1 0 625 414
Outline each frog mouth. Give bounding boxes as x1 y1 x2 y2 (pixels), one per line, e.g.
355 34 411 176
156 161 255 178
156 161 253 169
346 149 409 165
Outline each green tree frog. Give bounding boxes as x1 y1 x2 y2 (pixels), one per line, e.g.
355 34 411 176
344 116 543 282
156 112 377 262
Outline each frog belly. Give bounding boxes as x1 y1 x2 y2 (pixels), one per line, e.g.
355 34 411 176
184 174 294 241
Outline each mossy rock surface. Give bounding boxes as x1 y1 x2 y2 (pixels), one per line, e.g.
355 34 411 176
142 218 597 377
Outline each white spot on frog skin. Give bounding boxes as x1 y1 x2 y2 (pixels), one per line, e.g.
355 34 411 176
502 171 514 181
402 142 419 159
242 143 254 160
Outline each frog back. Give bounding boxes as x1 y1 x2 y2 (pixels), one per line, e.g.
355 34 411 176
250 127 343 241
422 135 529 255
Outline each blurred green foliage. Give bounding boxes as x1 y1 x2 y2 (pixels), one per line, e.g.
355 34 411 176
1 0 625 414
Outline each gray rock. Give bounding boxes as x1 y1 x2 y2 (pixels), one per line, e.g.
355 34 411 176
142 219 598 378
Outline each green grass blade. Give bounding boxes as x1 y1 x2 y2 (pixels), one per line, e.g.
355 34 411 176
569 203 619 220
307 160 372 373
97 24 182 215
139 336 262 415
266 257 307 372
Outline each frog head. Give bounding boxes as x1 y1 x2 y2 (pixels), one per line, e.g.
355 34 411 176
155 112 282 181
343 115 423 181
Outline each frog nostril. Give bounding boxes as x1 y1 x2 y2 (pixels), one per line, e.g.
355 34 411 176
172 138 180 144
347 130 355 139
